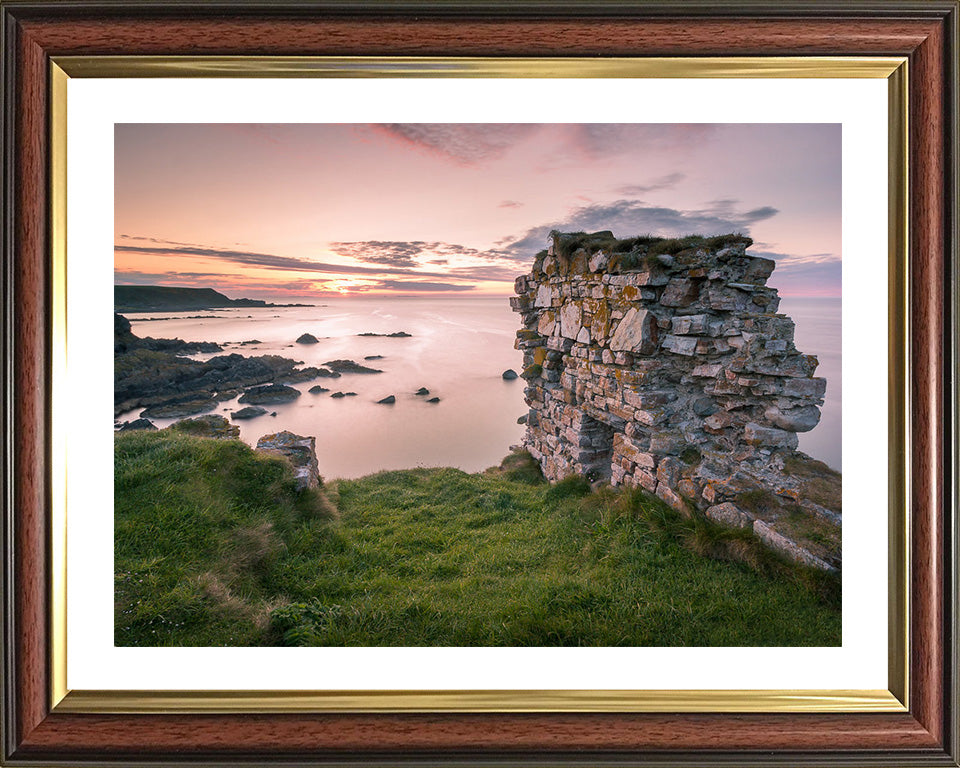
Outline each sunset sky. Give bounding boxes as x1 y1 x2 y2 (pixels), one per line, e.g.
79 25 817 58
115 123 841 299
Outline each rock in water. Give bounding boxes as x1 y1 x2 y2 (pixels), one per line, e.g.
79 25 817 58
114 312 222 355
255 431 320 490
117 418 156 432
114 337 317 417
296 333 319 344
168 414 240 438
279 367 324 384
238 383 301 405
426 397 440 403
140 395 218 419
323 359 383 374
415 387 430 396
377 395 396 404
308 385 329 394
330 391 358 398
231 406 268 420
502 369 518 380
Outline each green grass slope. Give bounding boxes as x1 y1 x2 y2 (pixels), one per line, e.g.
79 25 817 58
116 432 840 647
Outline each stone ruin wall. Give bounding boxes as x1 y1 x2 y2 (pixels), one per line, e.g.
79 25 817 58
510 232 835 565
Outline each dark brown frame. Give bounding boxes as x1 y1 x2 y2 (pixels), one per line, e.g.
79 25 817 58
1 2 957 765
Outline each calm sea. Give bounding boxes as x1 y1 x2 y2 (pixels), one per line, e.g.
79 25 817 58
119 295 841 478
779 297 841 472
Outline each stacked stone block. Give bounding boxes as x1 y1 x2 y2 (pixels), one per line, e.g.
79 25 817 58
511 231 830 525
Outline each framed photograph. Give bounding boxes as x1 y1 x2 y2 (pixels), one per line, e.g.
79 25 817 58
1 1 957 765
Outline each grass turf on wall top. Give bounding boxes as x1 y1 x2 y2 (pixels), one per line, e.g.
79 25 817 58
548 230 754 267
536 231 755 274
115 431 839 647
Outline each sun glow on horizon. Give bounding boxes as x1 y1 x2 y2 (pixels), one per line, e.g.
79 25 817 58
329 279 367 294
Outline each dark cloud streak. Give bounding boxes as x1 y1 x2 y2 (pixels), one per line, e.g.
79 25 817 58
114 270 235 285
328 240 512 269
115 243 491 282
616 172 685 196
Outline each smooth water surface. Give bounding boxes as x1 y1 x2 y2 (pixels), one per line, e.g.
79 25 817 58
121 297 528 479
780 297 841 471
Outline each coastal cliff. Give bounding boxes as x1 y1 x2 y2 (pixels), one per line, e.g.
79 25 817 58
115 284 310 313
113 313 321 418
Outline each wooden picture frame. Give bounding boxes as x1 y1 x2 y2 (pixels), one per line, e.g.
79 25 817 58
1 1 957 765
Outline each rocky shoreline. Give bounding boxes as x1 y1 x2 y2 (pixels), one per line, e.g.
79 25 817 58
116 314 326 418
114 313 460 423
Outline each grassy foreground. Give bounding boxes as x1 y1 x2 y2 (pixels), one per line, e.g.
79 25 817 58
115 431 840 647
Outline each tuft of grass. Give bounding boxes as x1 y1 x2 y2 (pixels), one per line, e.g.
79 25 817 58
544 475 593 504
679 447 702 466
550 230 615 259
116 436 840 647
644 233 752 258
613 234 662 250
612 488 840 608
705 232 753 249
647 236 701 257
616 251 660 271
488 450 545 485
736 488 778 516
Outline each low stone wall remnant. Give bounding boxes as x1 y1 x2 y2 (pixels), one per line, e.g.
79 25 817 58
511 231 840 570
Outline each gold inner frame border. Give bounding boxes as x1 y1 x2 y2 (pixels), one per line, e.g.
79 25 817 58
49 55 909 714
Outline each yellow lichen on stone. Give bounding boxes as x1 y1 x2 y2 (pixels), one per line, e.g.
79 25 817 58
591 301 611 343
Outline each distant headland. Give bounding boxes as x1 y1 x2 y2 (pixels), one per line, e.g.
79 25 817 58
115 285 313 313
